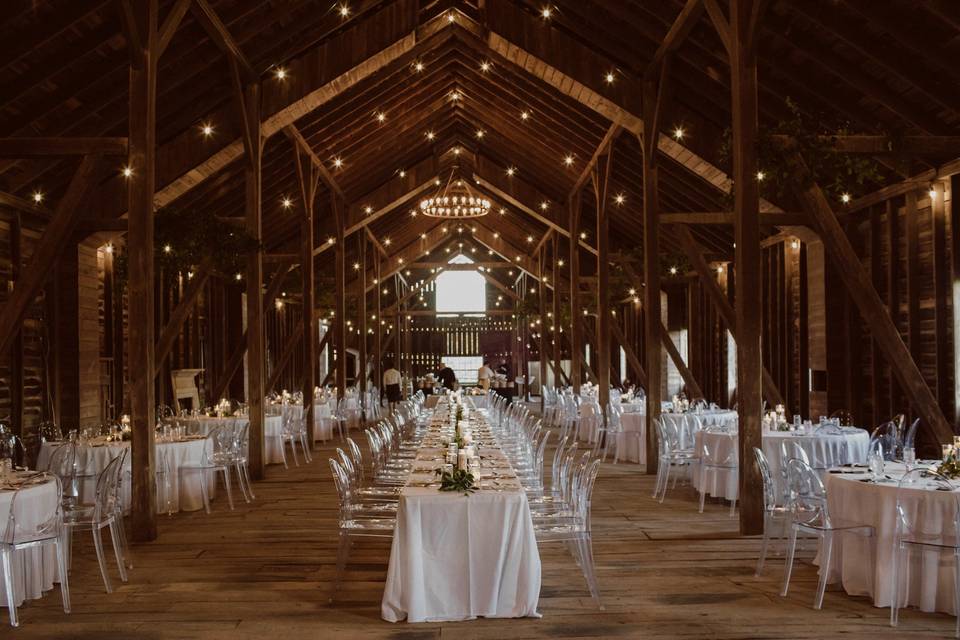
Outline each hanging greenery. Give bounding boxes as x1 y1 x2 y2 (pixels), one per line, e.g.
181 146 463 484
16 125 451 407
116 206 259 284
719 97 884 207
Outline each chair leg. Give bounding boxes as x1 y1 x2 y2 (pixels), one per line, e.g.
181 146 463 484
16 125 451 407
92 527 113 593
56 536 71 614
289 436 300 467
2 549 19 627
698 467 708 513
113 509 132 569
577 536 604 610
196 468 211 514
221 467 235 510
954 548 960 638
235 463 251 502
331 531 350 603
108 521 128 583
756 512 773 577
815 532 833 610
890 541 902 627
780 525 799 598
242 463 256 500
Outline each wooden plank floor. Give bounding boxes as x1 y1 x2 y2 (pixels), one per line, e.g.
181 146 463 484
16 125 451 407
9 435 955 638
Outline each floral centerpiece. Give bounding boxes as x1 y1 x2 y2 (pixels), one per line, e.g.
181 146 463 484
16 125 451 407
939 448 960 480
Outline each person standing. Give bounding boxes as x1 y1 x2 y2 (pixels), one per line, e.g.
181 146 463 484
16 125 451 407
437 361 457 391
477 360 494 390
383 359 402 414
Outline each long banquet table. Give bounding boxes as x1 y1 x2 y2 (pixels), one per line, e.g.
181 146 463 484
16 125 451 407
381 399 541 622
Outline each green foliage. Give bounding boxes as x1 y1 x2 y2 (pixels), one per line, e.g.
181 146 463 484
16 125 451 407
434 468 477 495
116 206 259 283
719 97 884 207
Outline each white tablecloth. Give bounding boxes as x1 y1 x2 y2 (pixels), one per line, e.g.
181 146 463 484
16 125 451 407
0 476 60 608
185 415 285 464
618 413 647 464
37 438 212 512
693 428 869 501
381 405 541 622
826 463 959 615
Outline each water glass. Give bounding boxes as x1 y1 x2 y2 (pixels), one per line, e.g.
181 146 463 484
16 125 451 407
903 447 916 470
944 444 954 461
868 453 884 480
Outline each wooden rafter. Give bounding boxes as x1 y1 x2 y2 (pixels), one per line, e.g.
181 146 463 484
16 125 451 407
0 137 128 157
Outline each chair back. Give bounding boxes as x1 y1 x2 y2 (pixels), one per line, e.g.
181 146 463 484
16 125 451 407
753 447 779 512
2 472 63 546
869 421 900 461
698 427 737 468
783 458 829 526
92 454 124 522
903 418 921 451
895 468 960 546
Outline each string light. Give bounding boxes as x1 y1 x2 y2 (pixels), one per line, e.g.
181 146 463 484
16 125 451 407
480 61 491 72
579 231 587 239
841 193 851 204
673 126 685 140
628 288 636 296
122 165 133 178
338 3 350 18
557 259 564 266
353 262 360 270
384 238 392 246
605 71 616 84
499 207 506 215
494 232 500 238
375 111 386 123
520 110 530 121
104 244 113 254
235 273 243 281
163 244 172 254
791 240 800 249
275 299 285 310
200 122 214 137
614 193 625 205
452 147 461 155
526 235 534 243
716 265 724 274
929 188 938 199
475 129 485 139
327 237 335 244
669 266 678 275
506 167 516 177
563 155 574 167
447 11 455 22
274 67 287 80
541 6 552 19
32 191 44 204
364 205 373 214
449 90 461 102
426 131 435 141
413 61 424 72
755 170 765 181
281 197 293 209
540 201 549 211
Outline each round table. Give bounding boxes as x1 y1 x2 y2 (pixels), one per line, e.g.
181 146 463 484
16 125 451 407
693 427 870 501
613 409 737 466
0 474 60 609
36 438 212 512
826 462 960 615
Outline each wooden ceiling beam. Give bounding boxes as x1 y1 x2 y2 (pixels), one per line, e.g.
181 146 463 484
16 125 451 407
569 122 622 197
283 123 344 199
0 137 128 157
660 211 808 225
644 0 706 80
0 190 53 218
190 0 256 81
769 135 960 156
157 0 193 57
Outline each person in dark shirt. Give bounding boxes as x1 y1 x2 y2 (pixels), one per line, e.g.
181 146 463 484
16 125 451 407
437 362 457 390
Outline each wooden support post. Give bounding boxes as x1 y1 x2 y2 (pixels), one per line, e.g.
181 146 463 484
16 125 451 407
154 256 214 369
333 195 347 397
952 175 960 426
569 193 583 389
795 170 954 443
125 0 159 542
9 214 23 436
931 182 949 417
265 325 304 393
610 320 648 389
358 233 368 405
538 246 548 404
292 139 318 444
594 147 613 415
642 74 663 474
237 76 265 479
374 254 383 394
552 234 562 386
731 0 765 535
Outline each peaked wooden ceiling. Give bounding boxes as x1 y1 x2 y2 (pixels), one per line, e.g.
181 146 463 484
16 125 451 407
2 0 958 290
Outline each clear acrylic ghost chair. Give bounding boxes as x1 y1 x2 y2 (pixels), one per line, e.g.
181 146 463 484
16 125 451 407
63 454 128 593
902 418 921 453
1 473 70 627
697 426 738 516
870 421 900 462
328 458 395 603
534 456 603 609
780 458 873 609
178 426 235 513
653 417 695 503
890 468 960 636
754 447 791 577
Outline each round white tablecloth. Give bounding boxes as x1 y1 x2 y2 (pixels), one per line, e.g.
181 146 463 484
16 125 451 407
0 476 60 609
37 438 212 512
617 413 647 465
185 415 285 464
826 463 960 615
693 427 869 501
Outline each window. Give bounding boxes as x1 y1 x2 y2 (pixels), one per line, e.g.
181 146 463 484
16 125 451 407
443 355 483 385
435 254 486 314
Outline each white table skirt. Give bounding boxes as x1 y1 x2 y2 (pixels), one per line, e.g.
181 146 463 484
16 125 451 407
618 413 647 464
0 477 60 608
382 487 541 622
186 415 285 464
826 464 960 615
265 403 337 442
37 439 212 512
693 428 869 501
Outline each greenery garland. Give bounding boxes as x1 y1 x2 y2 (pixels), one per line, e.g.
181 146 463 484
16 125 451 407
116 206 259 284
719 97 883 206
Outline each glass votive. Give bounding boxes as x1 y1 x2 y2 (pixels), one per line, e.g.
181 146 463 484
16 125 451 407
943 444 954 460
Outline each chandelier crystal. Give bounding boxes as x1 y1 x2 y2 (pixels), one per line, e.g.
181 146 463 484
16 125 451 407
419 172 491 219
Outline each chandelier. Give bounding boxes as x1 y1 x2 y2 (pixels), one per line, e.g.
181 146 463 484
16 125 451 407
419 172 491 219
